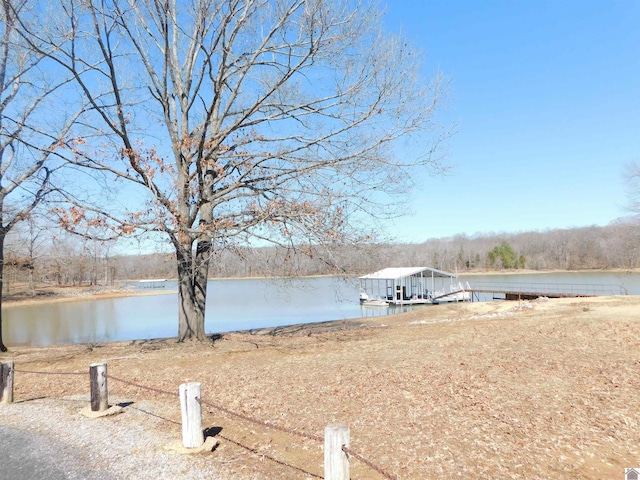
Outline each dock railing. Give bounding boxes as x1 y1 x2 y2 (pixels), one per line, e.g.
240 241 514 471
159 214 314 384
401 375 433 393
468 281 626 298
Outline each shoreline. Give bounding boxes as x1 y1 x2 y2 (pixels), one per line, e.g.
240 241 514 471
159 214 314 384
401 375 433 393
3 267 638 308
1 287 176 308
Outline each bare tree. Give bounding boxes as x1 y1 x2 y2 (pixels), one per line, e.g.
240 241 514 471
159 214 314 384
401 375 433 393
0 0 82 352
4 213 48 294
21 0 448 343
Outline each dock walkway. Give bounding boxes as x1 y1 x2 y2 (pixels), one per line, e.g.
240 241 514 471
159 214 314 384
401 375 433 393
467 282 625 301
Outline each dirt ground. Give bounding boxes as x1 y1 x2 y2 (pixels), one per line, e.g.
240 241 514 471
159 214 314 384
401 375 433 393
2 294 640 479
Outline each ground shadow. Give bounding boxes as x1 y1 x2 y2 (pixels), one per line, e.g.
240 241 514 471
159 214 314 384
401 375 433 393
13 396 48 404
204 426 223 438
207 334 223 344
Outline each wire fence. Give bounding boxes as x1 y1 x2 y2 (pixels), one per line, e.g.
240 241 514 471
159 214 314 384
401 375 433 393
2 362 398 480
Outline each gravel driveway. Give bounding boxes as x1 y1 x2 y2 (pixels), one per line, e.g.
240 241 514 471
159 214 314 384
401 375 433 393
0 397 229 480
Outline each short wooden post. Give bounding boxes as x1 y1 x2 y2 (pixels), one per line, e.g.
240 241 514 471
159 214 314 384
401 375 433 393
324 423 350 480
180 382 204 448
0 361 14 404
89 362 108 412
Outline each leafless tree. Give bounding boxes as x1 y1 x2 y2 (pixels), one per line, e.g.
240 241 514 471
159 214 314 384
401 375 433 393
4 213 47 294
4 220 640 298
0 0 82 351
20 0 448 343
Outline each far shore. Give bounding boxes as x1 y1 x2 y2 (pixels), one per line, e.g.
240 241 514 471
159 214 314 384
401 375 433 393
2 267 638 308
1 286 176 308
209 267 640 281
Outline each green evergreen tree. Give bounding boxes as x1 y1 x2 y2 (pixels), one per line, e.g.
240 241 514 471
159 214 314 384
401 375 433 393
487 241 523 269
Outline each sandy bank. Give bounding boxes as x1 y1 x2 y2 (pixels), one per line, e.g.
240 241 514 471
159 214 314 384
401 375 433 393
1 286 176 308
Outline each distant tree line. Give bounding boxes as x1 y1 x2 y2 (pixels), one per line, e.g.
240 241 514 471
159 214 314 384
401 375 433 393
3 219 639 294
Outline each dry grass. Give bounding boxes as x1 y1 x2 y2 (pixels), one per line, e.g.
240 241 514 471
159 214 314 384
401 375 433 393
3 295 640 479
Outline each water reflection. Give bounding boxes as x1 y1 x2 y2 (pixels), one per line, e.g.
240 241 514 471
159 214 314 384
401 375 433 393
5 298 122 345
360 304 426 318
3 277 370 347
3 272 639 347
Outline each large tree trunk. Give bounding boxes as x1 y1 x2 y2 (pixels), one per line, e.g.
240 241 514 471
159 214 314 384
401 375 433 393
176 242 210 343
0 236 7 352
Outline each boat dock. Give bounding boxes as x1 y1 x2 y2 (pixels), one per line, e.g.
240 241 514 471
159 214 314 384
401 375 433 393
467 281 625 301
359 267 470 306
138 279 167 288
359 267 626 306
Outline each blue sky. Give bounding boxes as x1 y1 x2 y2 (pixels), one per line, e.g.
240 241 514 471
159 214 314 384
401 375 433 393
381 0 640 242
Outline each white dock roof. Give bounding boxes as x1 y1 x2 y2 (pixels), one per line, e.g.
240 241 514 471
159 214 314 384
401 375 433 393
359 267 456 280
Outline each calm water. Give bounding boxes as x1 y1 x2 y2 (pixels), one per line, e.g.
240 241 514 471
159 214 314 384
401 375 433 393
3 272 640 347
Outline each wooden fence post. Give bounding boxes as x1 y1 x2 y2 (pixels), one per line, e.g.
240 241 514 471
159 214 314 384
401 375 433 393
89 362 108 412
324 423 350 480
179 382 204 448
0 361 14 404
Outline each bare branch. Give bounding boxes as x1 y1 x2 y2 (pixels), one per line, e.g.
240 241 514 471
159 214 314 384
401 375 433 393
14 0 449 342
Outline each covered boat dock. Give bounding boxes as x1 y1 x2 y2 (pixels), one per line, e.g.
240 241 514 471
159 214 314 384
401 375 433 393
359 267 467 306
138 278 167 288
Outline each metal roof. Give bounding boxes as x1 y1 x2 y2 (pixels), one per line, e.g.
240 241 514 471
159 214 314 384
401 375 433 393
359 267 456 281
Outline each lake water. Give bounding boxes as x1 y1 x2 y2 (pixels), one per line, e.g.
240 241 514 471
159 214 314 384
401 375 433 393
3 271 640 347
